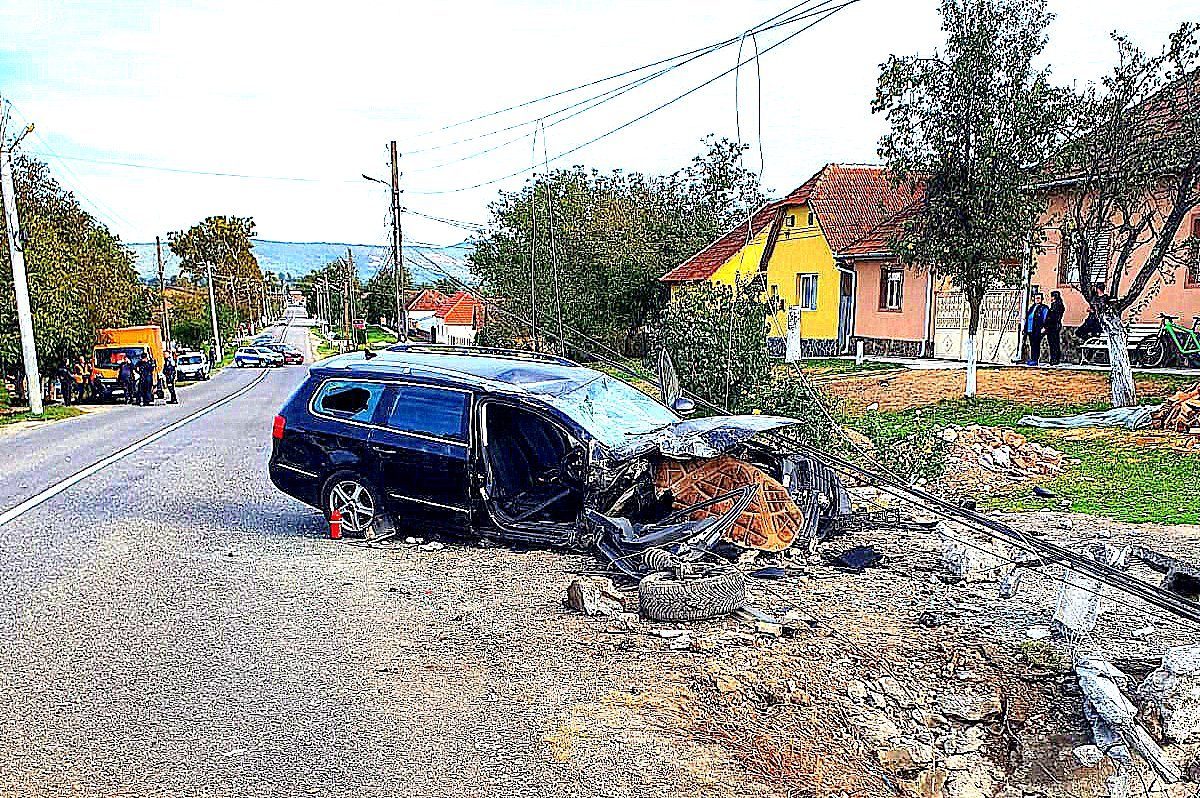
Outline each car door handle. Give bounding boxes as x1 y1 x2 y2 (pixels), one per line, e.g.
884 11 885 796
371 445 397 454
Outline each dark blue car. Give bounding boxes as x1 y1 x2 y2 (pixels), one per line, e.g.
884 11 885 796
269 346 848 550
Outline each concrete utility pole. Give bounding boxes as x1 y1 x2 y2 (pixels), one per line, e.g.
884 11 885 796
0 100 42 414
206 262 222 361
343 250 352 344
156 236 171 352
389 141 408 342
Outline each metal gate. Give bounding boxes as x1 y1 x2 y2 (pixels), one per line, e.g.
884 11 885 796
933 289 1023 364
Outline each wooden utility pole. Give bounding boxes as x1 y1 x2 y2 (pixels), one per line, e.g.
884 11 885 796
389 141 407 342
0 102 42 414
155 236 171 352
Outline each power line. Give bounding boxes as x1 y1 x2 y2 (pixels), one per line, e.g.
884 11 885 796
403 0 829 144
23 150 361 184
408 0 862 196
403 1 833 170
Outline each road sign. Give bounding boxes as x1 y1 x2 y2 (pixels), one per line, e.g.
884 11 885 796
352 319 366 330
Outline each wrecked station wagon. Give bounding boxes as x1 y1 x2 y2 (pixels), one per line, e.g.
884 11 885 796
269 346 850 569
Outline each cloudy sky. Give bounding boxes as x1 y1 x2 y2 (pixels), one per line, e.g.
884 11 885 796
0 0 1192 248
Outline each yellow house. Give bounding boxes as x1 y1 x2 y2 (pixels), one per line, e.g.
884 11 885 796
662 164 919 356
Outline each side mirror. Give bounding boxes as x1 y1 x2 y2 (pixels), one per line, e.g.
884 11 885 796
672 397 696 415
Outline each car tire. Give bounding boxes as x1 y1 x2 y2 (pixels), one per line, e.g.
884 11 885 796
638 565 746 622
321 470 392 539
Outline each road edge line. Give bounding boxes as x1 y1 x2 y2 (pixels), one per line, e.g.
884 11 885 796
0 369 271 527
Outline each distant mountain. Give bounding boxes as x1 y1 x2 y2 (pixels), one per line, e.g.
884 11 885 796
128 239 475 287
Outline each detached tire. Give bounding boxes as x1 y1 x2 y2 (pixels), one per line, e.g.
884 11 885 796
639 566 747 622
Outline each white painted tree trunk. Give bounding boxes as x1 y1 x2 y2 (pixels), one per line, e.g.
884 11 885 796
1100 311 1136 407
965 334 979 398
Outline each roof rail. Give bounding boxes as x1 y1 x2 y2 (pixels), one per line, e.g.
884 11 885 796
384 343 579 367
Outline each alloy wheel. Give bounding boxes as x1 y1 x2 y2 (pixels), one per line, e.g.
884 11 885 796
328 479 375 534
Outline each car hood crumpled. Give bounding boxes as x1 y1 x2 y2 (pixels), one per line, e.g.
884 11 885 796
605 415 801 462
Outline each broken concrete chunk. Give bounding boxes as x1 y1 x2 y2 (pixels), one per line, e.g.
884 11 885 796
1052 569 1103 637
937 686 1002 722
565 576 625 617
1072 744 1104 768
1138 644 1200 744
939 533 1008 583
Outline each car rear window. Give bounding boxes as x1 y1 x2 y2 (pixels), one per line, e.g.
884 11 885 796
385 385 469 441
179 355 202 365
314 380 388 424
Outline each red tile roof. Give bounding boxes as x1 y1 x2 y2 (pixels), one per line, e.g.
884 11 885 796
438 292 485 327
840 189 926 259
408 288 448 312
661 165 919 283
661 204 779 283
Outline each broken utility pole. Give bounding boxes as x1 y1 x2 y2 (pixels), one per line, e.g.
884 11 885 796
0 98 42 415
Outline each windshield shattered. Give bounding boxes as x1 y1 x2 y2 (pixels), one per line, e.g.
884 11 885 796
542 375 678 448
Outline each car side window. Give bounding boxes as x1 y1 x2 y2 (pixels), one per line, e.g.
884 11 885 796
385 385 469 441
314 380 387 424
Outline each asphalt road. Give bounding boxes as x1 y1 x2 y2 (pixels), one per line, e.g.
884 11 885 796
0 316 727 798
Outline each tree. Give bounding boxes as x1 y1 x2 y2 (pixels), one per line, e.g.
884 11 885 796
167 215 265 333
656 282 771 413
874 0 1064 397
1054 24 1200 406
470 137 765 355
363 256 413 330
0 155 141 396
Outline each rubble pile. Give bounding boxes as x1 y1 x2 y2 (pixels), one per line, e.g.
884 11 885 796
938 425 1066 493
1151 383 1200 435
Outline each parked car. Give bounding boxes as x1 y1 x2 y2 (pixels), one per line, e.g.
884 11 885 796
234 346 284 367
268 346 849 566
175 351 210 381
262 342 304 365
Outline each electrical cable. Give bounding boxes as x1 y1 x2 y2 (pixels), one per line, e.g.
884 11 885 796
407 0 862 196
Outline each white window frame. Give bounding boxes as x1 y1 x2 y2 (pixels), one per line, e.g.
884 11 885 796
796 273 819 312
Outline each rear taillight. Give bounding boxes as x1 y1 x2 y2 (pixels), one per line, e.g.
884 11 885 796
272 414 286 440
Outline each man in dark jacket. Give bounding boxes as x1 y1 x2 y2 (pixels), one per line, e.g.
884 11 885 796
136 355 156 406
1045 291 1066 365
163 354 178 404
1024 293 1049 366
117 358 136 404
55 360 74 406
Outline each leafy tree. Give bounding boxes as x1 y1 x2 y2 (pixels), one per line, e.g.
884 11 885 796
874 0 1064 397
1053 24 1200 406
362 257 413 330
470 137 765 355
167 215 265 333
655 282 771 413
168 290 236 352
295 257 362 340
0 155 141 397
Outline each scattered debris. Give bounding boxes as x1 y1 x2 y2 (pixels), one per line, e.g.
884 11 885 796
828 545 883 572
939 425 1065 494
1138 644 1200 744
565 576 626 617
418 541 445 552
1020 406 1157 431
1151 383 1200 434
939 532 1009 583
639 564 746 622
1131 545 1200 597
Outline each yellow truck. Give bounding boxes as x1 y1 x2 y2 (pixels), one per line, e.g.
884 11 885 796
92 326 166 401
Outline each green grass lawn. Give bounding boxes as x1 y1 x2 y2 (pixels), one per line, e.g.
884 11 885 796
365 325 397 346
0 383 83 426
792 358 901 378
841 395 1200 525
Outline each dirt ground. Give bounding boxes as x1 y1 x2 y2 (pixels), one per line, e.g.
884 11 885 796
822 368 1183 412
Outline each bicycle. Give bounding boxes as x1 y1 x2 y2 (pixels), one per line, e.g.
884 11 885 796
1136 313 1200 367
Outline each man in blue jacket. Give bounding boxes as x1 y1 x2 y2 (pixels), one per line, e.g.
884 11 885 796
1025 293 1049 366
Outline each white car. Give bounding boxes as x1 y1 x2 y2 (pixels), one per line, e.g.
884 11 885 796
176 351 209 381
234 347 284 368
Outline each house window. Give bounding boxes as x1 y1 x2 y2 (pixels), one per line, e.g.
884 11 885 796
807 211 816 227
880 267 904 311
1059 228 1112 287
785 215 796 227
1187 217 1200 288
796 274 819 311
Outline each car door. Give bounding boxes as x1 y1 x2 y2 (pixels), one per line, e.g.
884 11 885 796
303 378 390 482
369 383 473 534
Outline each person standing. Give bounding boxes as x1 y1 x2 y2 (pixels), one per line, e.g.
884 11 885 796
1045 291 1066 366
136 355 156 406
55 359 74 406
1024 293 1049 366
117 357 136 404
71 358 86 404
163 354 178 404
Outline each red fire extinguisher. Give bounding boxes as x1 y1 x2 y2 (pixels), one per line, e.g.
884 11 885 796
329 509 342 540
